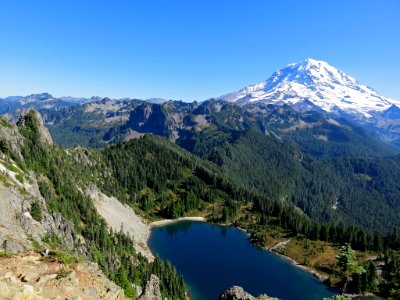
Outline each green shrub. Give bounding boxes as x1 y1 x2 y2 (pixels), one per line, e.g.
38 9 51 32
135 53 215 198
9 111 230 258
30 201 42 222
15 173 24 183
48 250 81 265
0 251 12 258
42 233 63 248
0 117 12 128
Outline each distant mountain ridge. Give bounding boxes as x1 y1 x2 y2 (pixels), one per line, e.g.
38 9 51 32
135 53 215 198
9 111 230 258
0 93 90 118
32 98 395 158
0 93 171 122
1 58 400 148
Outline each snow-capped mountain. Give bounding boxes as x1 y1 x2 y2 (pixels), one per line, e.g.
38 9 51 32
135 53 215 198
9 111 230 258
218 58 399 119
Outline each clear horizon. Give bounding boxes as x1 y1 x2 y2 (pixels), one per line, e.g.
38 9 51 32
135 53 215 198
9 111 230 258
1 0 399 101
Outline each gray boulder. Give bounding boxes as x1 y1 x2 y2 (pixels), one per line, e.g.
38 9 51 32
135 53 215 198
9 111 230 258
219 286 280 300
138 274 162 300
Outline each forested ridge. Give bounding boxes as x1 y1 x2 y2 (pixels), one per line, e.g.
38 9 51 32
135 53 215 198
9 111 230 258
180 127 400 233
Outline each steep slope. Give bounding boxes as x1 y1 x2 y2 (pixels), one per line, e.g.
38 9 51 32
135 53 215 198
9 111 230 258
181 127 400 232
362 104 400 148
101 134 244 220
0 114 76 255
235 103 396 157
43 98 143 147
90 186 153 260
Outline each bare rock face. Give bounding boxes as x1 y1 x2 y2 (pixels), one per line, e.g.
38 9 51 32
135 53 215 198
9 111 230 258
3 239 25 254
36 112 54 145
138 274 162 300
41 211 76 248
219 286 280 300
0 170 77 254
0 183 44 253
0 117 25 161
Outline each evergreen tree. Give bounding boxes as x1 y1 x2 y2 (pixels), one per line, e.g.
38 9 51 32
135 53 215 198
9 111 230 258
337 244 365 293
115 265 135 298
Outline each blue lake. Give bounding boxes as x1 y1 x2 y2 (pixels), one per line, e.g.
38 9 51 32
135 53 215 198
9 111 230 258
149 221 337 300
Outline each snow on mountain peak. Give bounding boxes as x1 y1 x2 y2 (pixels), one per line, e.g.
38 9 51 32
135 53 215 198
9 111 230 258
218 59 399 118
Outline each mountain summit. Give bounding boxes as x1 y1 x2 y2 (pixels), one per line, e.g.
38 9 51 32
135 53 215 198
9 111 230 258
218 58 399 118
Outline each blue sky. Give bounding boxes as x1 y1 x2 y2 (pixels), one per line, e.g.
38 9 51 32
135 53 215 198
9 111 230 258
0 0 399 101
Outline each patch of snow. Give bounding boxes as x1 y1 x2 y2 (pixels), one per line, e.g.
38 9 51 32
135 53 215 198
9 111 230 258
332 199 339 210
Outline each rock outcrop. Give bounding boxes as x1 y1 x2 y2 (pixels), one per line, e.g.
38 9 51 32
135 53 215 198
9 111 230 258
0 117 25 161
219 286 256 300
138 274 162 300
219 286 280 300
0 252 124 299
17 110 53 145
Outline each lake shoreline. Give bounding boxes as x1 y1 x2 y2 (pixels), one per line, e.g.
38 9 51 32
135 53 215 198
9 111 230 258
271 251 328 281
217 223 329 282
148 218 328 282
234 226 329 282
148 218 338 300
147 218 379 299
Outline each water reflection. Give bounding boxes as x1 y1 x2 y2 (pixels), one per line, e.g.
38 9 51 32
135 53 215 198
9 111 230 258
162 220 194 236
219 225 229 237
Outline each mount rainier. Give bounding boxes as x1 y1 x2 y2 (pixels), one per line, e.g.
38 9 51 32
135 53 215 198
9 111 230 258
218 58 399 119
218 58 400 147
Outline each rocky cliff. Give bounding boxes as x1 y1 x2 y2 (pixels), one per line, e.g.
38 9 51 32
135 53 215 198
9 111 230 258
0 112 74 255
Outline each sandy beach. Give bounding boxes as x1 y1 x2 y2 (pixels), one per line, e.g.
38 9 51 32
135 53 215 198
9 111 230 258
150 216 207 227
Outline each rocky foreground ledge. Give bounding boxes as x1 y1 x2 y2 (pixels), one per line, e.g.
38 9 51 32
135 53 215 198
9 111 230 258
0 253 123 299
0 252 163 300
219 286 280 300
